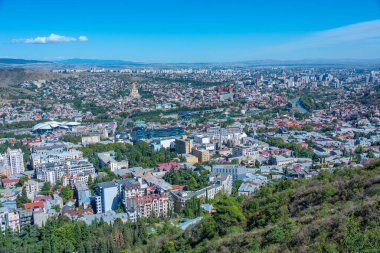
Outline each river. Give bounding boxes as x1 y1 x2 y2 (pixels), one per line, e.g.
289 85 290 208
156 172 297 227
291 98 308 113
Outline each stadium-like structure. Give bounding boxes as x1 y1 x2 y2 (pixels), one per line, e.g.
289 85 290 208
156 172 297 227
32 121 80 134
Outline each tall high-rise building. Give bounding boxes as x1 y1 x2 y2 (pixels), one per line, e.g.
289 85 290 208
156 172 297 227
129 83 140 98
175 138 193 154
95 182 119 213
6 148 25 175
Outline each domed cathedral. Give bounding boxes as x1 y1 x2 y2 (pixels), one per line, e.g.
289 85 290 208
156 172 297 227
129 82 140 98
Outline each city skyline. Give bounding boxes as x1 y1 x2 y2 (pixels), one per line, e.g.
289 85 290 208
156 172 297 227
1 0 380 62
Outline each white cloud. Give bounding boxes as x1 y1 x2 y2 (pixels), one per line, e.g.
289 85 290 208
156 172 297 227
280 19 380 50
12 33 89 44
78 36 88 42
251 19 380 59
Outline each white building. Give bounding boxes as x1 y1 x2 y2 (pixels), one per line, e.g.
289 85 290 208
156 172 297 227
95 182 119 213
6 148 25 175
24 180 41 200
0 207 20 232
232 145 257 157
212 164 247 181
194 135 210 144
97 151 128 172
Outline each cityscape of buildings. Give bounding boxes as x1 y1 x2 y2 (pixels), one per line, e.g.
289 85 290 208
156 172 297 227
0 64 379 234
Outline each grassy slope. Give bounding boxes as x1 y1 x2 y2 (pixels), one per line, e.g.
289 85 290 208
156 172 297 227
152 160 380 253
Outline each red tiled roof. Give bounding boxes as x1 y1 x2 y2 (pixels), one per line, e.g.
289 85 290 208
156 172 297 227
24 202 44 209
136 194 168 203
171 184 185 190
34 195 52 202
63 209 93 216
1 178 19 184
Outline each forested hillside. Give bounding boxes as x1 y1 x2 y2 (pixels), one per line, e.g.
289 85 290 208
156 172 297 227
0 161 379 253
167 160 380 253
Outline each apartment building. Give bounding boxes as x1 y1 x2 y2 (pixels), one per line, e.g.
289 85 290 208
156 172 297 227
125 194 170 220
35 159 96 185
212 164 247 181
95 182 119 213
192 149 210 163
175 138 193 154
0 149 25 175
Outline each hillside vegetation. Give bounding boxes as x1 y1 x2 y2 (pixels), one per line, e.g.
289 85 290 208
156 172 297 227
0 161 379 253
158 160 380 253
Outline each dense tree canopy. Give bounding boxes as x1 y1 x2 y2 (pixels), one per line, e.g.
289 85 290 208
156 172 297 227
0 216 181 253
263 137 314 158
163 168 209 191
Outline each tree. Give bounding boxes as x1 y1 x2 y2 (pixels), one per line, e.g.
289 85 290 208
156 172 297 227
162 240 176 253
255 160 261 167
52 205 61 212
115 203 124 214
355 145 365 154
164 169 209 191
302 124 313 132
62 134 81 144
187 177 198 191
60 186 74 203
231 158 240 164
213 194 246 235
367 149 375 158
16 188 30 207
232 180 243 195
87 175 95 194
18 176 28 187
53 179 62 192
40 182 52 195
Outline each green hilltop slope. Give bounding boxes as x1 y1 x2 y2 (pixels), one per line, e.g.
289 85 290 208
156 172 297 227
0 161 379 253
158 160 380 253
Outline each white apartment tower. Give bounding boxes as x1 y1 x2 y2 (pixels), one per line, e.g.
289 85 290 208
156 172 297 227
7 148 25 175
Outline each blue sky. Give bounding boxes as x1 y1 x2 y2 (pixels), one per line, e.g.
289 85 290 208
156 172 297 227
1 0 380 62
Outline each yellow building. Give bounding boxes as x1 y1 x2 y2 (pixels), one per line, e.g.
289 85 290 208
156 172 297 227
184 154 199 163
192 149 210 163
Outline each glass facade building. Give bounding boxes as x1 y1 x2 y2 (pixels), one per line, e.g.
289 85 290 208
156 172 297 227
132 126 185 141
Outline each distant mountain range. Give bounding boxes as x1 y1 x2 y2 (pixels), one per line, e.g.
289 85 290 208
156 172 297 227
0 58 51 64
55 58 142 66
1 57 380 66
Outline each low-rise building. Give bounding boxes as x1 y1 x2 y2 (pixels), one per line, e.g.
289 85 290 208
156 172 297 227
97 151 128 172
74 182 91 208
184 154 199 163
24 180 40 200
81 135 101 146
212 164 247 181
170 174 232 212
1 178 19 188
156 162 180 172
271 155 297 166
